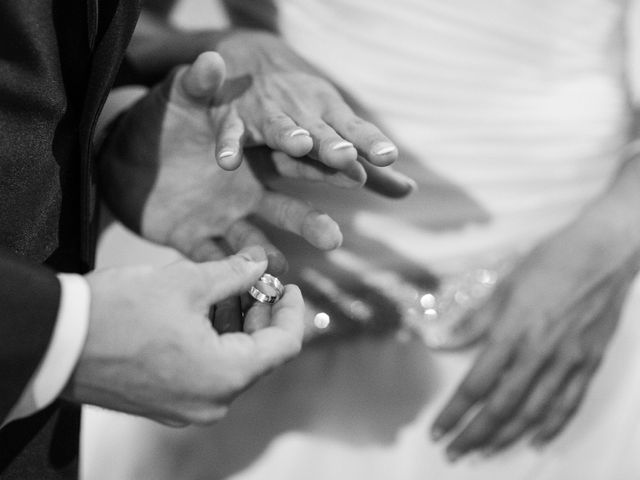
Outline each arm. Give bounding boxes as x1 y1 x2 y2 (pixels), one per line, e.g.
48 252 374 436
0 249 60 421
62 247 304 426
2 275 89 427
432 142 640 459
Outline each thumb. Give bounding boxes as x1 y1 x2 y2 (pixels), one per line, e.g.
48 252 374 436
196 245 268 304
174 51 226 104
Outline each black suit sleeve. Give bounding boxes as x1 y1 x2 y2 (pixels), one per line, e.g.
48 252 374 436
0 248 60 422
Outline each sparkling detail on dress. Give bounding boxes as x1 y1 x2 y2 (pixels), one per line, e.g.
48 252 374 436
300 251 518 349
406 261 512 350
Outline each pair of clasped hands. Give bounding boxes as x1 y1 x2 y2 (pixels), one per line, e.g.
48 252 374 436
61 37 409 427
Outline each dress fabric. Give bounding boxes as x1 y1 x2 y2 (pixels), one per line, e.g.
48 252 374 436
84 1 640 479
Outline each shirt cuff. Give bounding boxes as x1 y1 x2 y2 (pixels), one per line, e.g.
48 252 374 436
1 274 91 427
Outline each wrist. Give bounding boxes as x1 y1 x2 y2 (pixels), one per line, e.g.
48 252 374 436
569 151 640 264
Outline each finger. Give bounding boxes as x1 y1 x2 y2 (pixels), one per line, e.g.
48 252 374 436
301 119 358 169
187 237 229 262
272 151 366 188
444 344 554 460
216 284 304 380
361 162 417 199
531 368 595 447
324 106 398 166
260 110 313 158
255 192 343 251
484 363 572 454
197 245 268 303
211 296 243 333
247 284 305 373
431 339 515 442
177 51 226 104
225 219 288 275
243 301 273 334
213 104 245 170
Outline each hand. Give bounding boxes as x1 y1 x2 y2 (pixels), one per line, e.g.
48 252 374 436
211 30 400 177
431 218 640 460
244 146 417 198
127 17 415 198
99 52 342 274
63 247 304 426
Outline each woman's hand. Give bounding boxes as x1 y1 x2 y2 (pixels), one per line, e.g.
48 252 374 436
432 152 640 460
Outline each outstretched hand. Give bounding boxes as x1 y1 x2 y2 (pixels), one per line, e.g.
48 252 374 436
100 52 342 274
211 30 400 178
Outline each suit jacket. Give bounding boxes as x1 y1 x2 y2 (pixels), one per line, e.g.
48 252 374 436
0 1 140 477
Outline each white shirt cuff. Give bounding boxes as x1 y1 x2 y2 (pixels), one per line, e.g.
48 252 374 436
1 274 91 427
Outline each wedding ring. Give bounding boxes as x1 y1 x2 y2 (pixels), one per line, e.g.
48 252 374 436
249 274 284 304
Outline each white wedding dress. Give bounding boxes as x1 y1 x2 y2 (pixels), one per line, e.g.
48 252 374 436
83 1 640 479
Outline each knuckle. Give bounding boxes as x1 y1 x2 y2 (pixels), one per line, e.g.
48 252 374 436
265 113 288 132
275 199 300 230
226 255 253 278
344 117 374 137
306 120 330 137
560 342 595 368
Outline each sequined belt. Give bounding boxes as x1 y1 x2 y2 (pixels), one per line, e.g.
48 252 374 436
297 250 519 349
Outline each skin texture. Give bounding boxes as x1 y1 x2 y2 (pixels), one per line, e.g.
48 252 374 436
127 14 415 197
64 247 305 427
72 52 367 425
431 151 640 460
211 30 398 173
100 52 343 275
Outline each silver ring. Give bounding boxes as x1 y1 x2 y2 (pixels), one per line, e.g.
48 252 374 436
248 274 284 304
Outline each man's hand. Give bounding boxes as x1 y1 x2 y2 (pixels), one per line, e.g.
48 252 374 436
127 16 415 198
100 52 342 274
63 247 304 426
206 30 400 178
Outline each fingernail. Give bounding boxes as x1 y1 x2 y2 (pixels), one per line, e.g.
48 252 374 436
218 149 235 159
332 141 354 151
431 428 445 441
373 142 397 156
289 128 311 138
237 246 267 264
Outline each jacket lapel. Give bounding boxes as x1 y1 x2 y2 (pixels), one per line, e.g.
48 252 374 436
79 0 141 269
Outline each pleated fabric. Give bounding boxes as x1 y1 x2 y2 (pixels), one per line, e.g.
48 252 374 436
274 0 634 271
